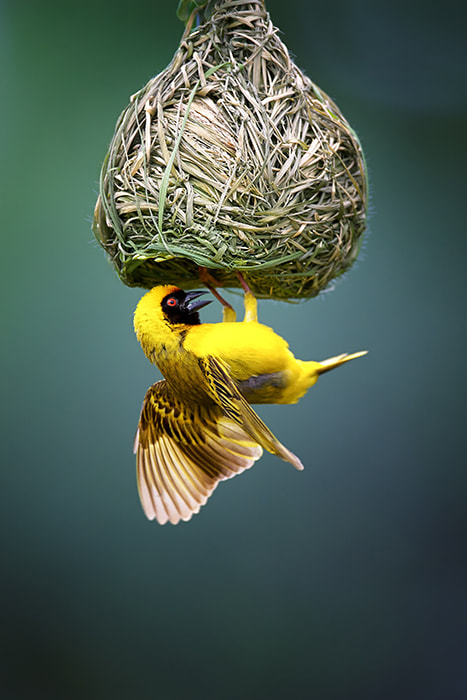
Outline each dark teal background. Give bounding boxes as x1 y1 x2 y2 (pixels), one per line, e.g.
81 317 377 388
2 1 466 698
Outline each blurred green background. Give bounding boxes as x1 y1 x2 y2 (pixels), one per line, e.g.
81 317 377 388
1 1 466 698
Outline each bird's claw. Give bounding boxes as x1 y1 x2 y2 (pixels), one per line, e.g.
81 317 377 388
199 266 224 288
198 266 236 321
236 271 252 294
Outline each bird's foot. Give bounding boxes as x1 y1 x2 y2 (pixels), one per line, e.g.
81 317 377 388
199 267 236 322
236 271 251 294
199 266 224 288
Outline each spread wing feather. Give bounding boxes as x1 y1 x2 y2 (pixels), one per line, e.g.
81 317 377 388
200 356 304 471
135 380 263 524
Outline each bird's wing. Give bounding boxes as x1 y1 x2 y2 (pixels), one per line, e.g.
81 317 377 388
200 356 304 471
134 380 263 524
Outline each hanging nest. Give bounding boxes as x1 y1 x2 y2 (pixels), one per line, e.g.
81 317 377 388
93 0 368 300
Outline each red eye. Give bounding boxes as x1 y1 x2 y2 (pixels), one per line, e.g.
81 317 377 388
166 297 177 307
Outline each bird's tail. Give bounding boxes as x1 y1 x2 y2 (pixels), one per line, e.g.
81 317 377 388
317 351 367 375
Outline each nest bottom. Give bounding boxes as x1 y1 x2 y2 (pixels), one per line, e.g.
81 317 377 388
117 255 360 300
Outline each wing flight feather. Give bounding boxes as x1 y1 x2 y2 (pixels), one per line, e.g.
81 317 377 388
200 356 304 471
135 381 262 524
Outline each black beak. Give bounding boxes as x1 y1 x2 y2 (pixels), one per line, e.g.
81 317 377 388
183 290 212 313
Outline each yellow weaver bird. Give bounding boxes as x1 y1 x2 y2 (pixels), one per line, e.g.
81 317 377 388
133 281 366 525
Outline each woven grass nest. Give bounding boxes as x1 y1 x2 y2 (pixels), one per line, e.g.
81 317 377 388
94 0 368 300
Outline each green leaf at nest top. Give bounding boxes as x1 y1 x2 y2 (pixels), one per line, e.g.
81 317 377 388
177 0 209 23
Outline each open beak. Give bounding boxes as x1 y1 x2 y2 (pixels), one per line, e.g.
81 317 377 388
183 290 212 313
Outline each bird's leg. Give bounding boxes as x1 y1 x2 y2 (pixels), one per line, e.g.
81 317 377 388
236 272 257 323
199 266 237 322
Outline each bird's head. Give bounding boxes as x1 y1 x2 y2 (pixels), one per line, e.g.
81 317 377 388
134 285 212 343
159 286 212 325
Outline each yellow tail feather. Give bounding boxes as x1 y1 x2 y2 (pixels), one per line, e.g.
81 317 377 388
317 351 367 375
